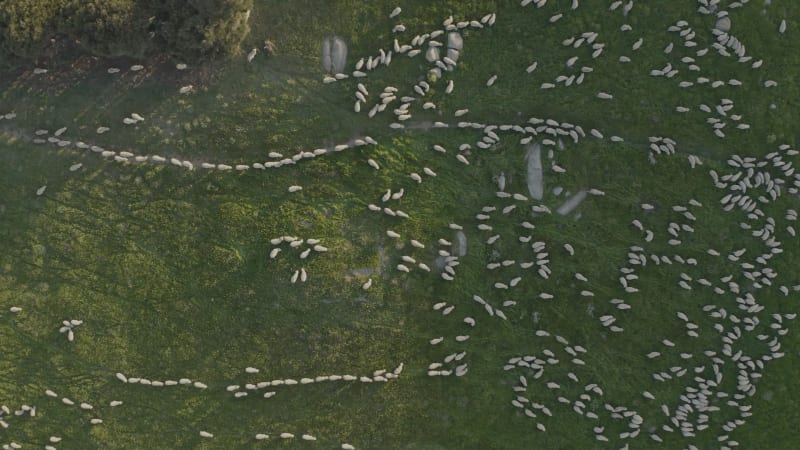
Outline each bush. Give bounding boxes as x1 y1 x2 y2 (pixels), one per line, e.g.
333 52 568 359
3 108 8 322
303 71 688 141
151 0 252 60
0 0 253 64
58 0 152 58
0 0 60 60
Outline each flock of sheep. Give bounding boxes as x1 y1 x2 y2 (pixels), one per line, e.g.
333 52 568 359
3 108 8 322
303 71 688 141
317 1 796 448
2 0 798 448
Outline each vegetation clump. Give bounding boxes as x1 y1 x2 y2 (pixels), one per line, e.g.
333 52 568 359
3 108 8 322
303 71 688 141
0 0 254 64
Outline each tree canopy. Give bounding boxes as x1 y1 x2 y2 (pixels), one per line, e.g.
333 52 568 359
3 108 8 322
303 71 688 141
0 0 253 64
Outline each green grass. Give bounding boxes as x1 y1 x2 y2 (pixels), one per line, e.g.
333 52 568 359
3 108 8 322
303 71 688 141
1 0 800 448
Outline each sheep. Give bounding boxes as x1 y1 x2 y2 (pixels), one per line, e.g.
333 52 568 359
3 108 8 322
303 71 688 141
288 185 303 193
44 389 58 398
384 189 403 202
401 255 416 264
367 158 380 170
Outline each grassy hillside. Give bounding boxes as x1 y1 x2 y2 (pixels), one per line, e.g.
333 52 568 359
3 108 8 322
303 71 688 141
1 0 799 448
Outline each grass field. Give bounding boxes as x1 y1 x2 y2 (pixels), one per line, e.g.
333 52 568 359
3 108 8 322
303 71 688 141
1 0 800 448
